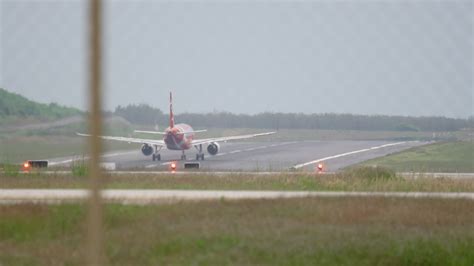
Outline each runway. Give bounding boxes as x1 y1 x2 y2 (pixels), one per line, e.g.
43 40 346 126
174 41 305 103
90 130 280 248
48 140 427 172
1 189 472 205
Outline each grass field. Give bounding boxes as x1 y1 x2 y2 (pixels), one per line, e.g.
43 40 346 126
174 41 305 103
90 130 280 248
360 141 474 173
1 198 473 265
0 136 136 163
0 115 136 162
1 170 473 192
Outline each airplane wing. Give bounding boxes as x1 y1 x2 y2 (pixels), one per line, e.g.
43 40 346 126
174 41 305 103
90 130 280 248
76 133 166 147
191 131 275 146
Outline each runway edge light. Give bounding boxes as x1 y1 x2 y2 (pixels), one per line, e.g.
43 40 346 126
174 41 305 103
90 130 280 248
170 162 177 171
317 163 324 172
22 160 48 171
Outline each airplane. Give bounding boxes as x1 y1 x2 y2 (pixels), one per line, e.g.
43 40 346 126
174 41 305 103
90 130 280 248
77 92 275 161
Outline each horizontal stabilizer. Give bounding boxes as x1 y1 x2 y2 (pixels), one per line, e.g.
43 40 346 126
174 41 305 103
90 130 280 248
134 130 167 135
134 129 207 135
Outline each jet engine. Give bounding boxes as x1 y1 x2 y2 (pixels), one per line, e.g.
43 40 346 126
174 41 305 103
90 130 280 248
207 142 220 155
141 144 153 156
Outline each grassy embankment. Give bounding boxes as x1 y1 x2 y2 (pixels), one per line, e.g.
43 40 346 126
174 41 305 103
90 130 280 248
0 134 135 163
1 198 473 265
0 88 81 125
359 141 474 173
0 88 134 162
0 116 136 163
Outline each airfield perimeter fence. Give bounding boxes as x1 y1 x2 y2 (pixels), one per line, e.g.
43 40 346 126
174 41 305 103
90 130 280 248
86 0 104 264
1 0 472 264
3 0 105 264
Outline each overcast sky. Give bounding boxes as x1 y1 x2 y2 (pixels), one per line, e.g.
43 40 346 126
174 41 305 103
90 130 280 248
1 0 472 118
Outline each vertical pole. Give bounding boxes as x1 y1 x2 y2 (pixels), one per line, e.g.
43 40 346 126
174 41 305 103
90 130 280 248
87 0 103 265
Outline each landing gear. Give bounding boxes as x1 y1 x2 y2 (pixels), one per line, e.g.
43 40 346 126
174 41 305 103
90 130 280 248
196 153 204 161
181 150 187 160
152 145 162 161
194 144 205 161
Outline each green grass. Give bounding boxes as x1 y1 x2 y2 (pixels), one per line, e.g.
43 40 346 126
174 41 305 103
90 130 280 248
6 117 134 138
1 170 473 192
1 198 473 265
71 159 89 177
0 135 135 163
0 136 86 163
1 163 20 177
360 141 474 173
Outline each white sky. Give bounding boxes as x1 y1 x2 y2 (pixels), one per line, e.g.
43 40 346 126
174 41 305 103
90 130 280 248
1 0 472 118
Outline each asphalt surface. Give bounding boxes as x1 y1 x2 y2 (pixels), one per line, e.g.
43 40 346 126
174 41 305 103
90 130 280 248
48 140 427 172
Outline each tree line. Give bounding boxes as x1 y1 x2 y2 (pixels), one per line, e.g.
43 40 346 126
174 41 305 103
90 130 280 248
114 103 473 132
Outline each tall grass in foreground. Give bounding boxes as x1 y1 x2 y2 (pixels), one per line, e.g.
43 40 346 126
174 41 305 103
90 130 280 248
0 198 473 265
0 163 20 177
71 159 88 177
1 168 473 192
342 166 397 181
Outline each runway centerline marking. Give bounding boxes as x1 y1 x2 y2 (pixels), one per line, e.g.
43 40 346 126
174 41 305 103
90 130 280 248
291 142 408 170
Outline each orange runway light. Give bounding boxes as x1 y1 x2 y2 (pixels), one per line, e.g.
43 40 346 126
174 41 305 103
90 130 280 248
22 161 31 172
170 162 177 171
317 163 324 172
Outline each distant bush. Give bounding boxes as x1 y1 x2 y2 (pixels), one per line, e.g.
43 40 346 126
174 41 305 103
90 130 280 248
394 124 420 132
115 104 163 125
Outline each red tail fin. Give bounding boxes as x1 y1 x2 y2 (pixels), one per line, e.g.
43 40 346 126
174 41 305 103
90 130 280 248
169 91 174 128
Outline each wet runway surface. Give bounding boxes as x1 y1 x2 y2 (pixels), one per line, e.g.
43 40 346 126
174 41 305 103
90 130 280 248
49 140 427 172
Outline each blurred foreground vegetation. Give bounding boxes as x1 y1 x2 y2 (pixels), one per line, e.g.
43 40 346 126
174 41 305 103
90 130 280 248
2 167 473 192
1 198 472 265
